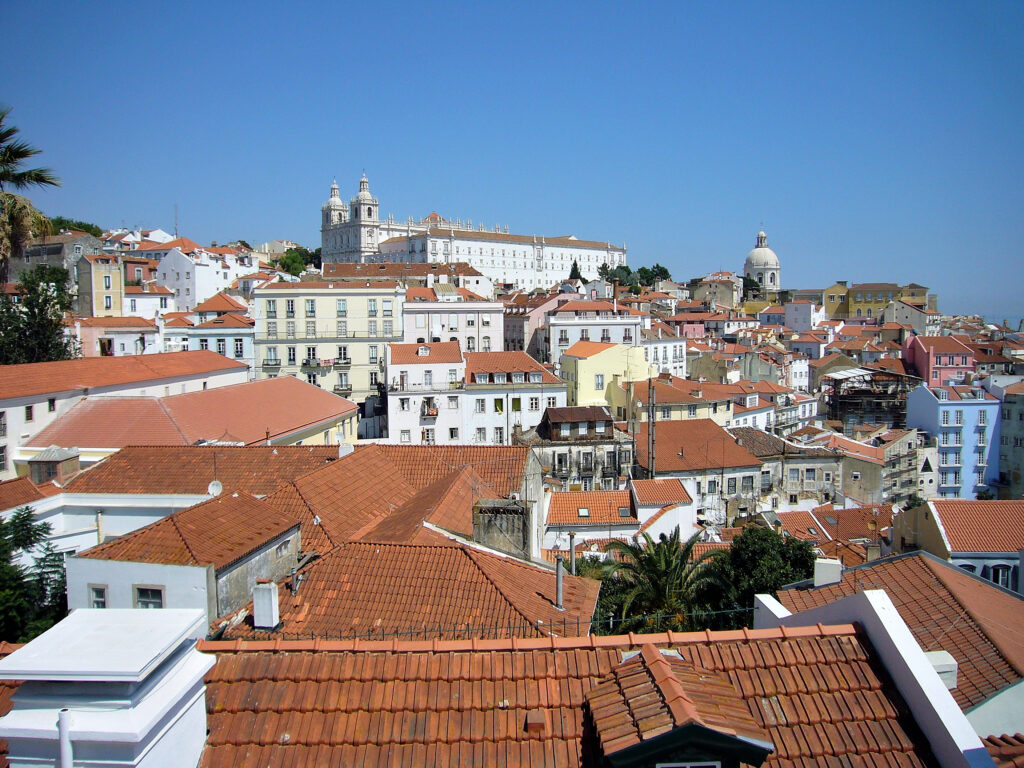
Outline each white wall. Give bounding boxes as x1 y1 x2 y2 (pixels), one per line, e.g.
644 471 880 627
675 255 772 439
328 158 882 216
65 557 214 616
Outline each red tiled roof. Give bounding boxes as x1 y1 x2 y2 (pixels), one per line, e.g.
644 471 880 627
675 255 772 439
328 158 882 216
389 340 463 365
465 351 561 384
404 286 437 301
265 280 400 290
0 351 247 401
631 478 692 506
561 340 617 358
931 500 1024 553
547 491 635 526
27 378 356 450
64 445 338 495
779 551 1024 712
73 316 157 329
77 492 297 570
986 734 1024 768
322 261 484 278
124 284 173 295
193 313 254 328
193 292 248 313
0 477 49 512
634 420 762 473
197 622 936 767
220 541 599 640
137 236 201 252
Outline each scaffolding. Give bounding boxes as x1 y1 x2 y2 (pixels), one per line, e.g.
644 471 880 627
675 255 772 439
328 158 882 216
822 368 921 430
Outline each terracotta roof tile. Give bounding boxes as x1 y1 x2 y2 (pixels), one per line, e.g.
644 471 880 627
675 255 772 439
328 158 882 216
322 261 484 278
388 341 463 365
193 314 254 328
220 541 599 641
561 340 617 358
191 292 248 313
930 500 1024 553
0 351 246 401
0 476 52 512
77 492 298 570
631 478 692 506
779 551 1024 711
64 445 338 495
73 316 157 329
465 351 561 384
634 419 762 473
547 491 635 526
986 734 1024 768
195 623 935 767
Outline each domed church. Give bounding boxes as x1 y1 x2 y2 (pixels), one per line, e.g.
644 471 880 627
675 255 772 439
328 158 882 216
743 229 781 292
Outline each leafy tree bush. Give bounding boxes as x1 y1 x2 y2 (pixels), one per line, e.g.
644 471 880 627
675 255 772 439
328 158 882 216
0 506 67 642
0 264 79 364
47 216 102 237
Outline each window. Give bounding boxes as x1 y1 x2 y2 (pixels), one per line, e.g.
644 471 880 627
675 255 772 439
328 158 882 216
267 299 277 318
805 468 816 481
305 299 316 317
595 374 604 390
89 585 107 609
286 299 295 318
368 319 378 336
383 299 393 317
992 565 1011 589
449 427 459 440
448 395 458 409
216 338 227 355
467 316 475 327
103 274 112 290
727 477 737 494
287 346 297 365
104 295 112 310
0 445 5 472
367 298 377 316
234 338 244 358
978 411 987 426
580 328 590 341
475 398 486 413
512 372 525 384
369 345 379 364
47 398 56 413
475 427 487 443
160 297 168 309
512 398 521 412
481 314 491 326
494 398 504 414
688 405 697 417
286 320 296 338
200 338 209 350
130 299 137 312
383 320 393 336
852 471 861 481
741 475 753 492
547 397 557 408
336 319 347 337
493 427 504 444
530 396 540 411
707 480 718 495
336 299 347 317
423 428 435 445
941 411 950 426
133 586 164 609
399 398 410 411
400 430 411 443
25 405 33 422
482 336 491 352
660 407 670 419
954 410 963 425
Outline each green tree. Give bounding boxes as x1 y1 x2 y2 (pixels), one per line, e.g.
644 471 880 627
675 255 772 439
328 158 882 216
597 262 611 281
741 276 761 301
705 526 815 627
569 259 583 280
0 107 61 286
651 263 671 283
0 506 67 642
636 266 655 287
277 250 305 276
48 216 102 237
597 529 725 633
0 264 79 364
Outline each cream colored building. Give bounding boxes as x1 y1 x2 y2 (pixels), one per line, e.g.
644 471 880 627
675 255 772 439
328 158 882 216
76 253 124 317
606 375 735 426
253 280 405 403
559 341 657 408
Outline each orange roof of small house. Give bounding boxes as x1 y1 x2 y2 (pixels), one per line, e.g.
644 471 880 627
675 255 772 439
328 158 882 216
930 500 1024 553
634 419 762 473
547 491 635 526
562 340 617 358
631 478 693 506
465 351 561 383
193 293 248 313
389 341 463 365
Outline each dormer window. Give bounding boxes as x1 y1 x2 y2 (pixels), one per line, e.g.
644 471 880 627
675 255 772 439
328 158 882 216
618 507 630 518
529 372 542 383
512 372 525 384
474 373 488 384
577 507 590 518
493 373 507 384
417 345 429 356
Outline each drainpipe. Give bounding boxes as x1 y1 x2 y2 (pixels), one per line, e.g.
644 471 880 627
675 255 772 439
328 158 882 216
568 532 576 575
555 555 564 610
58 708 73 767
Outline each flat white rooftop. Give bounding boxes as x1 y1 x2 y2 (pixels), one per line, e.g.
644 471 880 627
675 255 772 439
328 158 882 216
0 609 206 682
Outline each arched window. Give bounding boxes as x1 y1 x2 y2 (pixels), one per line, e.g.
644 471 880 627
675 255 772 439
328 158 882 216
367 207 372 218
769 272 776 284
757 272 764 284
866 308 873 318
466 337 476 352
958 563 976 573
856 308 863 317
991 564 1012 589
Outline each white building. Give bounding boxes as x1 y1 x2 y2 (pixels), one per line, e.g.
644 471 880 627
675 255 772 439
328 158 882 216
544 299 645 369
402 284 504 352
124 284 176 319
320 176 627 290
743 229 781 292
155 247 255 312
641 323 687 378
783 300 827 332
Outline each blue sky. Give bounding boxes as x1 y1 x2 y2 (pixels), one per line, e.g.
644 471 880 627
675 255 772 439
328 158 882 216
3 1 1022 321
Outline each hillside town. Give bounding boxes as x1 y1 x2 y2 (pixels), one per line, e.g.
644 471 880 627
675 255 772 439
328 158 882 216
0 166 1022 767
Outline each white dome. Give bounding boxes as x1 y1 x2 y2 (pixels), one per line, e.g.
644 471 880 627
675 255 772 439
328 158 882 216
744 230 779 272
324 180 344 209
355 173 373 202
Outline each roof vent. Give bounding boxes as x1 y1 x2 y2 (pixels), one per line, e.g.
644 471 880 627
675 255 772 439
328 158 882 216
924 650 958 690
813 557 842 587
253 580 281 630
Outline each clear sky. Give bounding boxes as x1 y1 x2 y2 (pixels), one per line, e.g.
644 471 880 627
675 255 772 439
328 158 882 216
3 1 1022 322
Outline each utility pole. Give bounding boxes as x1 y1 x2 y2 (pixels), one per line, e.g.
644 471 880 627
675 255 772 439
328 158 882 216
647 377 656 478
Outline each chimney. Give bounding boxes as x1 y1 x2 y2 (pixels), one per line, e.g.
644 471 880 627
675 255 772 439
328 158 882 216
0 610 213 768
555 555 565 610
813 557 843 587
924 650 958 690
338 442 354 458
253 579 281 630
569 532 576 575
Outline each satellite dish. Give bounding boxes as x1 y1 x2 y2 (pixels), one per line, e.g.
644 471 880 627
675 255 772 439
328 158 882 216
207 480 223 496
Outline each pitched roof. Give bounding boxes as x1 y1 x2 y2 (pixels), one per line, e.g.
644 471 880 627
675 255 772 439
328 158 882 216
930 500 1024 553
631 478 693 506
197 622 937 767
561 340 617 358
0 351 247 401
77 492 297 570
779 551 1024 712
64 445 338 495
633 419 762 473
544 405 612 423
124 284 173 295
321 261 484 278
72 316 157 329
388 341 463 365
547 491 635 526
911 335 973 354
193 313 254 328
192 292 248 313
986 734 1024 768
0 477 51 512
26 378 356 449
465 351 561 383
220 541 599 640
136 236 202 252
728 427 838 459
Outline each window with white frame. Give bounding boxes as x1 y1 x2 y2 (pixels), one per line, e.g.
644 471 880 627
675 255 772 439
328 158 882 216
133 586 164 609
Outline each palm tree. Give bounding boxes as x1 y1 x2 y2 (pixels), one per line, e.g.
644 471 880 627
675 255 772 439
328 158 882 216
0 107 60 285
602 529 724 634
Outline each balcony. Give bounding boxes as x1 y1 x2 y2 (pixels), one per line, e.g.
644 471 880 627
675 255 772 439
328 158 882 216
421 401 439 419
333 385 352 396
262 358 281 367
554 463 571 477
301 358 321 368
558 337 569 346
333 358 352 369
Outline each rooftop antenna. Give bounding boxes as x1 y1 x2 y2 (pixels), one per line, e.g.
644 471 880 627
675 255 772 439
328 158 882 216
174 203 179 238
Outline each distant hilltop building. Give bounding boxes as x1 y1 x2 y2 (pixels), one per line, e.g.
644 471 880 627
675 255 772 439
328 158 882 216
743 229 781 292
320 175 627 290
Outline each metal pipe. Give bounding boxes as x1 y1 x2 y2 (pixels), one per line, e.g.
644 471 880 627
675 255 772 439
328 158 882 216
58 708 73 768
569 532 576 575
555 555 564 610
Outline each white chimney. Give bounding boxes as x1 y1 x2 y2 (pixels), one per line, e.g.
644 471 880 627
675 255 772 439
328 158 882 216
338 442 354 458
813 557 843 587
0 610 213 768
253 580 281 630
924 650 958 690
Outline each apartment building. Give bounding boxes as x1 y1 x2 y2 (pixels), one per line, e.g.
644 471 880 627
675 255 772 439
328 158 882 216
402 284 504 352
253 280 405 403
543 300 644 369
